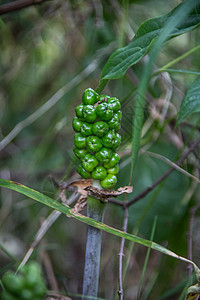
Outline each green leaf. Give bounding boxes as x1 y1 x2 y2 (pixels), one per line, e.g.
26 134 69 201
177 76 200 124
0 178 200 275
101 1 200 80
129 0 200 178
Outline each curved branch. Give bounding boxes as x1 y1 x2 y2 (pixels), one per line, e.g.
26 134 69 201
0 0 47 15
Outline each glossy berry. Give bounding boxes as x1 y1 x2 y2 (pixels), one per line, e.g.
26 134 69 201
82 154 98 172
75 104 84 119
107 97 121 112
77 164 91 179
82 88 99 105
107 164 119 175
102 130 116 148
100 174 117 189
80 122 93 136
95 147 112 163
112 133 121 150
117 110 122 121
83 105 97 122
95 102 113 121
86 136 102 152
108 114 121 131
72 117 82 132
92 166 107 180
74 133 86 149
73 146 88 159
92 121 109 137
104 152 120 168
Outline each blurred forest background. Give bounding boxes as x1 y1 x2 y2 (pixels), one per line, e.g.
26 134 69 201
0 0 200 299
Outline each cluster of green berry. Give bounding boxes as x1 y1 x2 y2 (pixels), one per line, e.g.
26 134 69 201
73 88 122 189
1 262 46 300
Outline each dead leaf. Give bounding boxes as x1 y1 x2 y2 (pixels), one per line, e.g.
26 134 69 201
66 179 93 197
84 185 133 202
71 195 87 214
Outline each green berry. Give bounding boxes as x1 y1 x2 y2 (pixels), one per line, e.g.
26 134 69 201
75 104 84 119
21 289 33 300
112 133 121 150
72 117 82 132
107 164 119 175
82 154 98 172
92 121 109 137
82 88 99 105
102 130 116 148
92 166 107 180
100 174 117 189
117 110 122 121
77 164 91 178
95 102 113 121
83 105 97 122
86 136 102 152
104 152 120 168
73 146 88 159
24 262 42 288
95 147 112 163
108 114 121 131
80 122 93 136
74 133 86 149
2 273 23 294
107 97 121 112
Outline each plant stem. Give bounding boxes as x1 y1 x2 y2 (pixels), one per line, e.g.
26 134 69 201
153 44 200 76
82 192 105 300
95 78 109 94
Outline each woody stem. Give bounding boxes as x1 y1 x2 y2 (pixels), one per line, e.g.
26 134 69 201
82 182 105 299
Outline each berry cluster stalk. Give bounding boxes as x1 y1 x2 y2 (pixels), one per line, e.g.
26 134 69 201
82 192 105 299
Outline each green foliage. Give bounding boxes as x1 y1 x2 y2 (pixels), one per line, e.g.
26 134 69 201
177 76 200 124
101 0 200 80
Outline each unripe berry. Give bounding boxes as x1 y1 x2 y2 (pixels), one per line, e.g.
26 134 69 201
73 89 122 189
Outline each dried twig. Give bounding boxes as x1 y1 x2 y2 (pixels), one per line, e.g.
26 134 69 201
0 0 47 15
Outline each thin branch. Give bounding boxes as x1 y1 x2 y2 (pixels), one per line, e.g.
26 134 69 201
188 204 200 282
0 0 47 15
127 137 200 207
118 207 129 300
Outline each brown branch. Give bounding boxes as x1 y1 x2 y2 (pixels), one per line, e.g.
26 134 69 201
127 136 200 207
0 0 47 15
